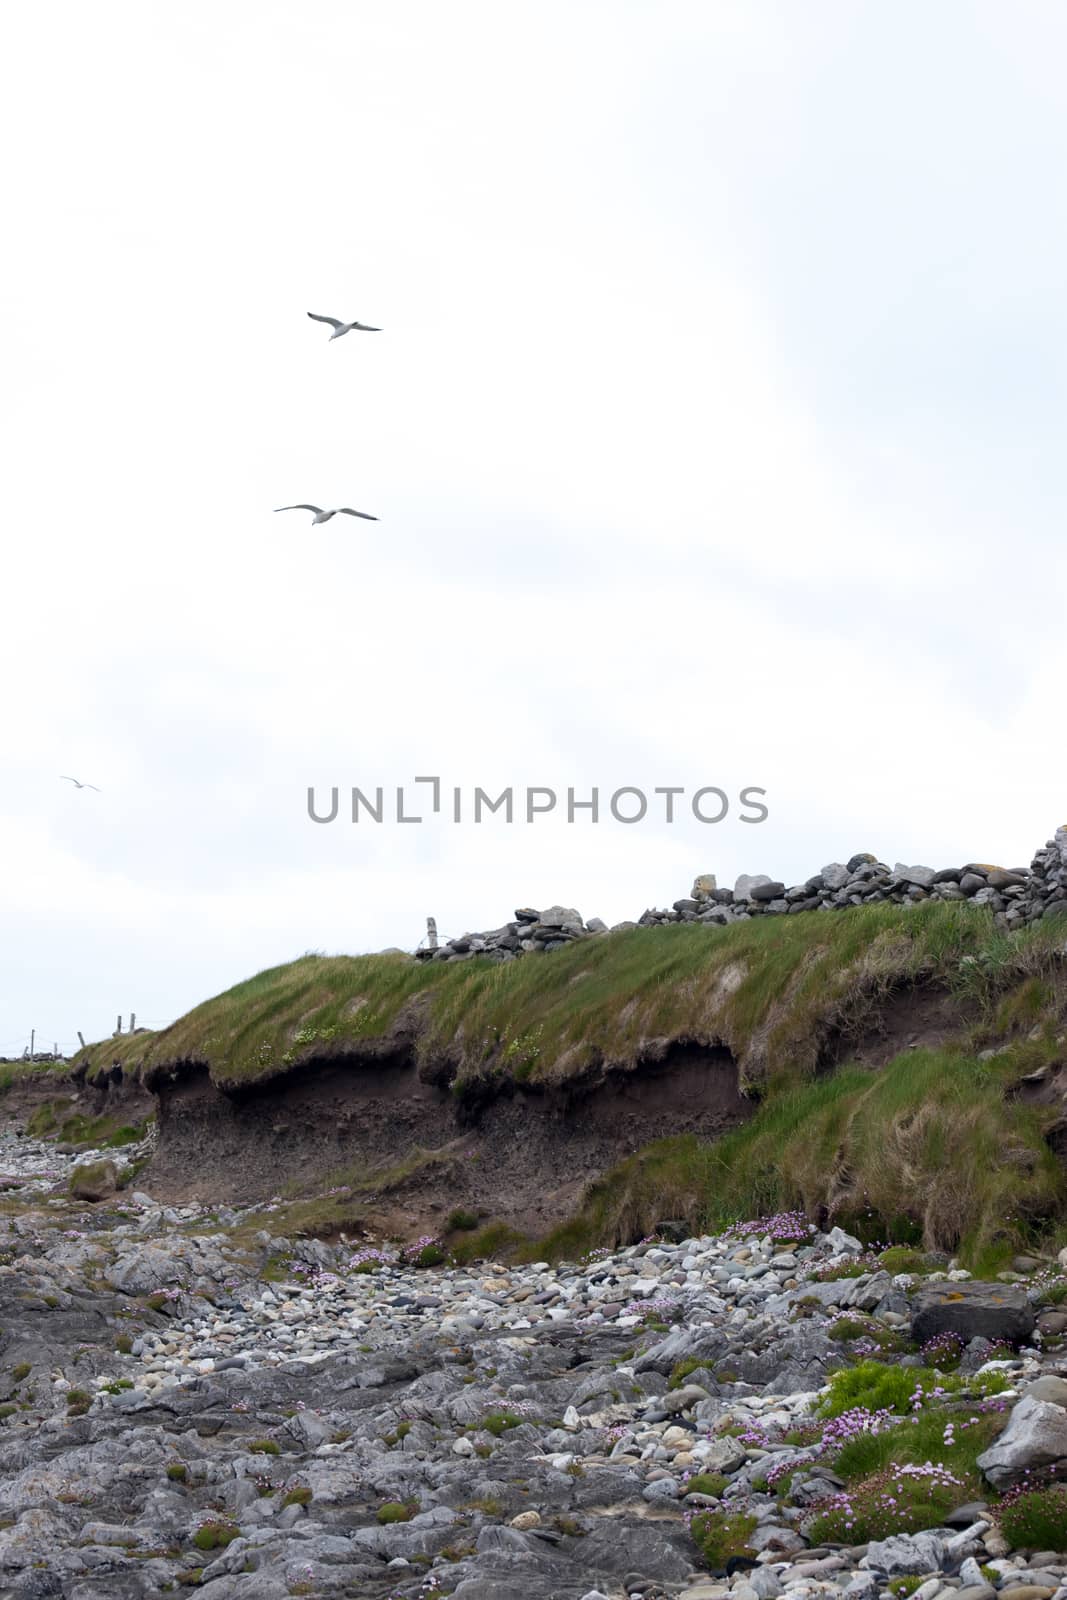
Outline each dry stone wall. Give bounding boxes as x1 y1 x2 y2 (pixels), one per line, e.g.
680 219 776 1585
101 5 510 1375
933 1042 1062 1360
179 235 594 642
414 825 1067 963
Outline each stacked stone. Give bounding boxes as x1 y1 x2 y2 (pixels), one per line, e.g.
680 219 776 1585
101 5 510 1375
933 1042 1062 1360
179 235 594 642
415 904 609 963
1005 825 1067 928
412 829 1067 961
638 857 1035 929
0 1053 67 1066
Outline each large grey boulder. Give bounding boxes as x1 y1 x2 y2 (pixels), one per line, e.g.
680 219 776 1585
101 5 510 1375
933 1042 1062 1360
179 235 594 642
893 864 936 889
1024 1375 1067 1407
864 1533 947 1575
68 1160 118 1202
197 1581 290 1600
750 880 786 902
825 1226 864 1255
537 905 584 931
789 1272 891 1313
976 1394 1067 1489
987 869 1028 889
660 1383 711 1414
699 1435 747 1473
910 1281 1035 1347
631 1324 722 1375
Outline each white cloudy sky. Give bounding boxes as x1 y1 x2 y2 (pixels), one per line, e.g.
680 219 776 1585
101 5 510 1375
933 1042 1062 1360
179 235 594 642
3 2 1067 1051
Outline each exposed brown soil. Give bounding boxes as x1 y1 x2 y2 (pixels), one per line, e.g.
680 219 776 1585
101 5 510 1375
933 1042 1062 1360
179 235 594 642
0 1076 79 1125
14 982 998 1244
0 1070 152 1130
80 1075 155 1121
146 1042 753 1236
823 983 967 1069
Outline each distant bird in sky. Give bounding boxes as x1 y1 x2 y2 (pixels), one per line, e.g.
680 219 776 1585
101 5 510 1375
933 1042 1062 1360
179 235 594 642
274 504 379 524
60 776 100 791
307 312 381 340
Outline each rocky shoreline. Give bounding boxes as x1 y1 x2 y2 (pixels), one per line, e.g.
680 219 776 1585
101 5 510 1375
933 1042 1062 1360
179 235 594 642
415 827 1067 963
2 1129 1067 1598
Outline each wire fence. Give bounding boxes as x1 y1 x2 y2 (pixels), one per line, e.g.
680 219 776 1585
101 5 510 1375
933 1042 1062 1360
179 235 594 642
0 1017 177 1061
4 934 456 1058
0 1038 78 1060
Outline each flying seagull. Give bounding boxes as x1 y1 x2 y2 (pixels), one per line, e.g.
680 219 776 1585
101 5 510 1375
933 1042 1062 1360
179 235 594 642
307 312 381 340
60 776 100 791
274 504 378 524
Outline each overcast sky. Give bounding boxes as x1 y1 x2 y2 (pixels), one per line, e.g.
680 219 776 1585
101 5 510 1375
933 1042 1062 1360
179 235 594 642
3 2 1067 1052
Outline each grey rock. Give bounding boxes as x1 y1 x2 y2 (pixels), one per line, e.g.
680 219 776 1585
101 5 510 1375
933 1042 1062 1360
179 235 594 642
864 1532 947 1575
748 1566 784 1598
977 1394 1067 1488
660 1383 711 1413
911 1280 1035 1346
959 872 987 896
1025 1375 1067 1406
893 864 936 889
987 869 1028 889
825 1226 864 1255
944 1502 990 1528
642 1477 679 1502
748 1524 805 1555
699 1436 748 1473
842 1576 880 1600
734 874 773 902
538 905 584 931
68 1160 118 1202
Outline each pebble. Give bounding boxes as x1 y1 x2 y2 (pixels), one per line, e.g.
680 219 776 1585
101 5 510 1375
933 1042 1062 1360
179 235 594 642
0 1136 1059 1599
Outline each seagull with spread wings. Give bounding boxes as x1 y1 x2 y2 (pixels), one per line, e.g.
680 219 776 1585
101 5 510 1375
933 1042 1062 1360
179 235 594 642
60 776 101 791
307 312 381 340
274 505 379 524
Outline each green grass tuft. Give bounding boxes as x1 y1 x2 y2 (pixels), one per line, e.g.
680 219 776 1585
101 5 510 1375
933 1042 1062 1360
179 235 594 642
689 1509 758 1569
377 1501 416 1524
684 1472 729 1498
73 902 1063 1093
998 1485 1067 1551
480 1411 525 1436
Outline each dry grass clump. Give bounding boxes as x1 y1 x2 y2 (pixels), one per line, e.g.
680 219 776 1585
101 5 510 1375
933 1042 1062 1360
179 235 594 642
533 1045 1065 1270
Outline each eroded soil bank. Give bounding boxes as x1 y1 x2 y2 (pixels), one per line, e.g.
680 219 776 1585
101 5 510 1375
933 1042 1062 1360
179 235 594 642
145 1043 752 1234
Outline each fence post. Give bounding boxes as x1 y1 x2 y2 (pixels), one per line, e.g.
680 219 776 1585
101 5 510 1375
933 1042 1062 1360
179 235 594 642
77 1032 86 1050
129 1013 136 1033
115 1015 122 1036
426 916 438 951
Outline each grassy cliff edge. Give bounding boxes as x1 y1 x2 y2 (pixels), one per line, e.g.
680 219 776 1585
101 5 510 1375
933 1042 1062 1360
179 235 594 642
68 904 1067 1267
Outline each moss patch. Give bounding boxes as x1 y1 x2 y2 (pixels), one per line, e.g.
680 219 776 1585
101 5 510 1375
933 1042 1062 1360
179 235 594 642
689 1509 758 1569
376 1501 416 1524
